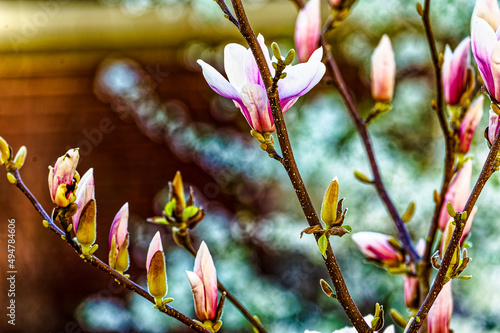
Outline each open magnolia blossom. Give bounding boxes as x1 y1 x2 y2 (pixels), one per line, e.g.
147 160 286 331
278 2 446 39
471 16 500 102
197 34 326 133
472 0 500 30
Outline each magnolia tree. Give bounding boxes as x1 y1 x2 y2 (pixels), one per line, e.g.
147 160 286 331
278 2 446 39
2 0 500 332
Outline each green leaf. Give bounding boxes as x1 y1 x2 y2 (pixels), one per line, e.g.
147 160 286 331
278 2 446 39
353 170 372 184
164 199 176 217
182 206 199 221
318 234 328 258
343 225 352 233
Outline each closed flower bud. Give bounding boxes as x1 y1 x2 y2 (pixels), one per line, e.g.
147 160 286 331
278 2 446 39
147 231 168 303
472 0 500 30
371 35 396 102
459 95 484 153
172 171 186 216
461 206 477 245
321 177 339 225
48 148 80 207
73 169 96 255
352 232 403 267
428 282 453 333
109 203 130 274
294 0 321 63
0 136 10 165
13 146 27 169
186 241 218 322
438 161 472 230
404 275 419 308
488 107 500 145
442 37 471 106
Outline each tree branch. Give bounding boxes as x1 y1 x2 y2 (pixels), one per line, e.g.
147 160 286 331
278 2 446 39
419 0 457 298
227 0 370 331
407 126 500 332
6 165 211 333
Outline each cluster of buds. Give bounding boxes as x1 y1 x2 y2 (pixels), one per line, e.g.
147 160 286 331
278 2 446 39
186 242 224 332
0 136 27 185
149 172 205 247
301 177 351 258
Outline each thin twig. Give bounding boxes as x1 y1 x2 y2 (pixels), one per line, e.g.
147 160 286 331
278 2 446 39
214 0 240 28
228 0 370 331
7 166 211 333
407 126 500 332
419 0 457 297
320 36 420 262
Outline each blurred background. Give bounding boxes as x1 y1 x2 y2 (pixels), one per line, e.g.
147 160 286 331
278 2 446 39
0 0 498 332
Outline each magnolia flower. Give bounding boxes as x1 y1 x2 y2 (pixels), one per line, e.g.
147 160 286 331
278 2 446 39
442 37 471 106
109 203 129 274
371 35 396 102
459 95 484 153
48 148 80 207
437 160 472 230
197 34 326 133
352 232 403 267
147 231 168 303
186 241 218 322
471 16 500 102
472 0 500 30
428 282 453 333
295 0 321 63
488 107 500 145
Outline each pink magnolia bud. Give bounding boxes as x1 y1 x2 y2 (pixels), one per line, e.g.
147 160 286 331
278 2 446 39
473 0 500 30
459 95 484 153
404 275 418 308
488 108 500 145
442 37 471 106
48 148 80 207
371 35 396 102
328 0 342 8
73 168 94 233
352 232 403 266
186 241 218 321
437 160 472 230
428 282 453 333
295 0 321 63
147 231 168 300
109 203 130 274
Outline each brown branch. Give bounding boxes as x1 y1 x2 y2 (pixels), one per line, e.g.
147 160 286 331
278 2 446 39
407 125 500 332
6 165 211 333
419 0 457 297
228 0 370 331
214 0 240 28
320 36 420 262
